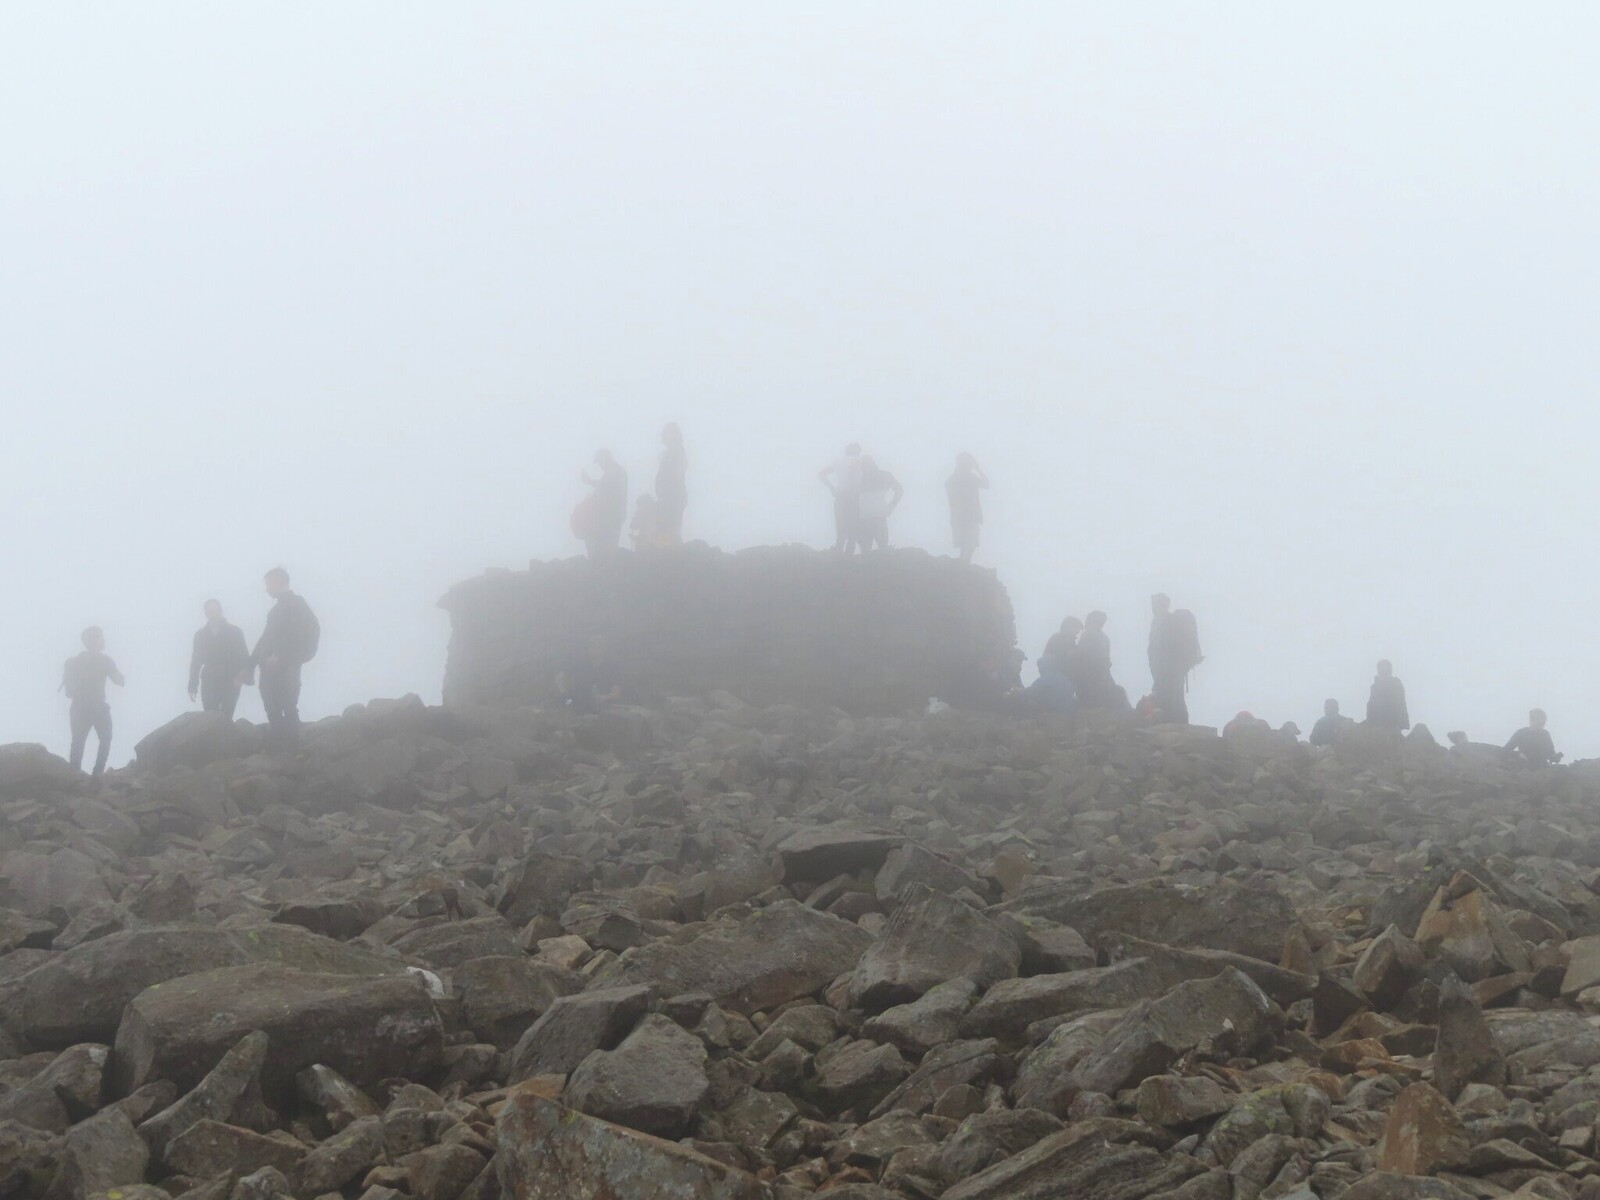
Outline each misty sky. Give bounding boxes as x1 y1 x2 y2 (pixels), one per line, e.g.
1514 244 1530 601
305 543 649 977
4 4 1596 766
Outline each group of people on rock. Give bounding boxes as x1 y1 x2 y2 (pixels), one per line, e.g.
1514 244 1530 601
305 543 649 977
570 429 994 565
571 424 689 557
1024 594 1206 724
815 443 991 563
61 567 319 776
1219 663 1562 766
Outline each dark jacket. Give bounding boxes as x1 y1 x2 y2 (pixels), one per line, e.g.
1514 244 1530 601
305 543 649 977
1366 675 1410 731
251 592 320 668
1505 726 1558 766
190 621 250 692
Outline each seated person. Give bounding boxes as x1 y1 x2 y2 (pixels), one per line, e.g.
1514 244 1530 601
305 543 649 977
1505 708 1562 766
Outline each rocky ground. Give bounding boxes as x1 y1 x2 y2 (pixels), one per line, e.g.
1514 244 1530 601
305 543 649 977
3 697 1600 1200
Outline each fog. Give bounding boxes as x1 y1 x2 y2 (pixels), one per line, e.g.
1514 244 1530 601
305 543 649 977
3 4 1595 766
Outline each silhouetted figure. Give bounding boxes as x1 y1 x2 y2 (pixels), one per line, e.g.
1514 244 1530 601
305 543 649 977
818 443 865 554
574 450 628 556
248 567 320 748
856 456 904 551
1042 617 1084 674
188 599 249 720
945 453 990 565
1365 660 1410 733
1223 710 1272 738
1309 699 1349 747
630 495 664 551
62 626 123 777
1074 611 1128 710
1506 708 1562 766
656 424 688 544
1147 594 1203 724
1024 654 1077 715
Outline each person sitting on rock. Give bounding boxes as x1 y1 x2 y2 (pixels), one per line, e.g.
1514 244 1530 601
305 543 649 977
1309 699 1347 747
1073 612 1129 710
1505 708 1562 766
1365 660 1410 733
1041 617 1083 673
1223 710 1271 738
1024 653 1078 715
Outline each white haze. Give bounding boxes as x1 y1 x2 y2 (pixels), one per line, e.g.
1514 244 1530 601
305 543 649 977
2 4 1595 766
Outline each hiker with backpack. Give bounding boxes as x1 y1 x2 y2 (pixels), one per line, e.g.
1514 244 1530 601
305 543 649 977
244 566 320 747
1148 594 1203 724
62 626 124 777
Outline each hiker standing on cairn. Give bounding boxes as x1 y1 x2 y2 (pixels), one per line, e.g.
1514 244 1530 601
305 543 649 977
188 599 251 720
573 450 629 557
245 567 320 748
655 423 688 544
818 443 865 554
945 452 990 565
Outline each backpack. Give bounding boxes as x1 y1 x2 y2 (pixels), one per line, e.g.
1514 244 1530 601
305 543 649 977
1170 609 1202 672
298 600 321 663
61 654 98 702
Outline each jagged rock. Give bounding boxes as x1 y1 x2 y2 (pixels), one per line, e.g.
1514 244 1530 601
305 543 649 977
138 1031 269 1158
296 1064 380 1131
935 1109 1064 1182
1072 970 1280 1096
959 961 1173 1041
134 712 260 772
861 978 976 1055
994 915 1096 975
452 956 581 1049
1011 1010 1123 1115
507 985 652 1081
1376 1083 1470 1175
389 916 522 968
165 1120 305 1179
847 886 1019 1012
941 1125 1204 1200
564 1014 710 1139
874 843 982 902
1097 933 1316 1006
50 1108 148 1200
293 1116 384 1196
401 1143 487 1200
112 964 443 1101
868 1037 1009 1118
0 925 404 1048
1434 973 1506 1100
1414 882 1531 983
1354 925 1427 1009
0 744 79 798
1136 1075 1237 1126
0 1043 108 1133
494 1092 772 1199
999 878 1295 963
812 1039 910 1115
604 901 871 1014
0 848 109 918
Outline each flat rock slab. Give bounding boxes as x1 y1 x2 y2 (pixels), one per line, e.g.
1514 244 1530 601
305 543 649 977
0 924 405 1048
602 900 870 1014
112 963 443 1101
776 827 902 882
495 1092 773 1200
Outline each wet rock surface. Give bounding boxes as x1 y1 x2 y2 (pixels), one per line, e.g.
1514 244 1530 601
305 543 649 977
1 692 1599 1198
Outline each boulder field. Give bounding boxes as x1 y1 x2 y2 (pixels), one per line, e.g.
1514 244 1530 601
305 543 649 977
2 698 1600 1199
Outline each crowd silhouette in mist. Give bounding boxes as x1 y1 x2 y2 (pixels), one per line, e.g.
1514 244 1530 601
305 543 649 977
57 426 1563 777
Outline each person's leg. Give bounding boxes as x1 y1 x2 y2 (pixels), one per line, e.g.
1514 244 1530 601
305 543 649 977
832 496 850 552
200 676 220 714
68 702 90 772
221 685 241 722
91 704 112 776
259 668 284 736
281 661 303 742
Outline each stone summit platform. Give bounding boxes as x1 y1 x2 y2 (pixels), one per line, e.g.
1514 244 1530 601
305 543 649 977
439 545 1021 714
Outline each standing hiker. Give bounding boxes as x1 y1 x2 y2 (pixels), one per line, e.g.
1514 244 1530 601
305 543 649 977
189 599 250 720
945 453 990 565
63 626 124 776
1147 594 1203 724
246 567 320 747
